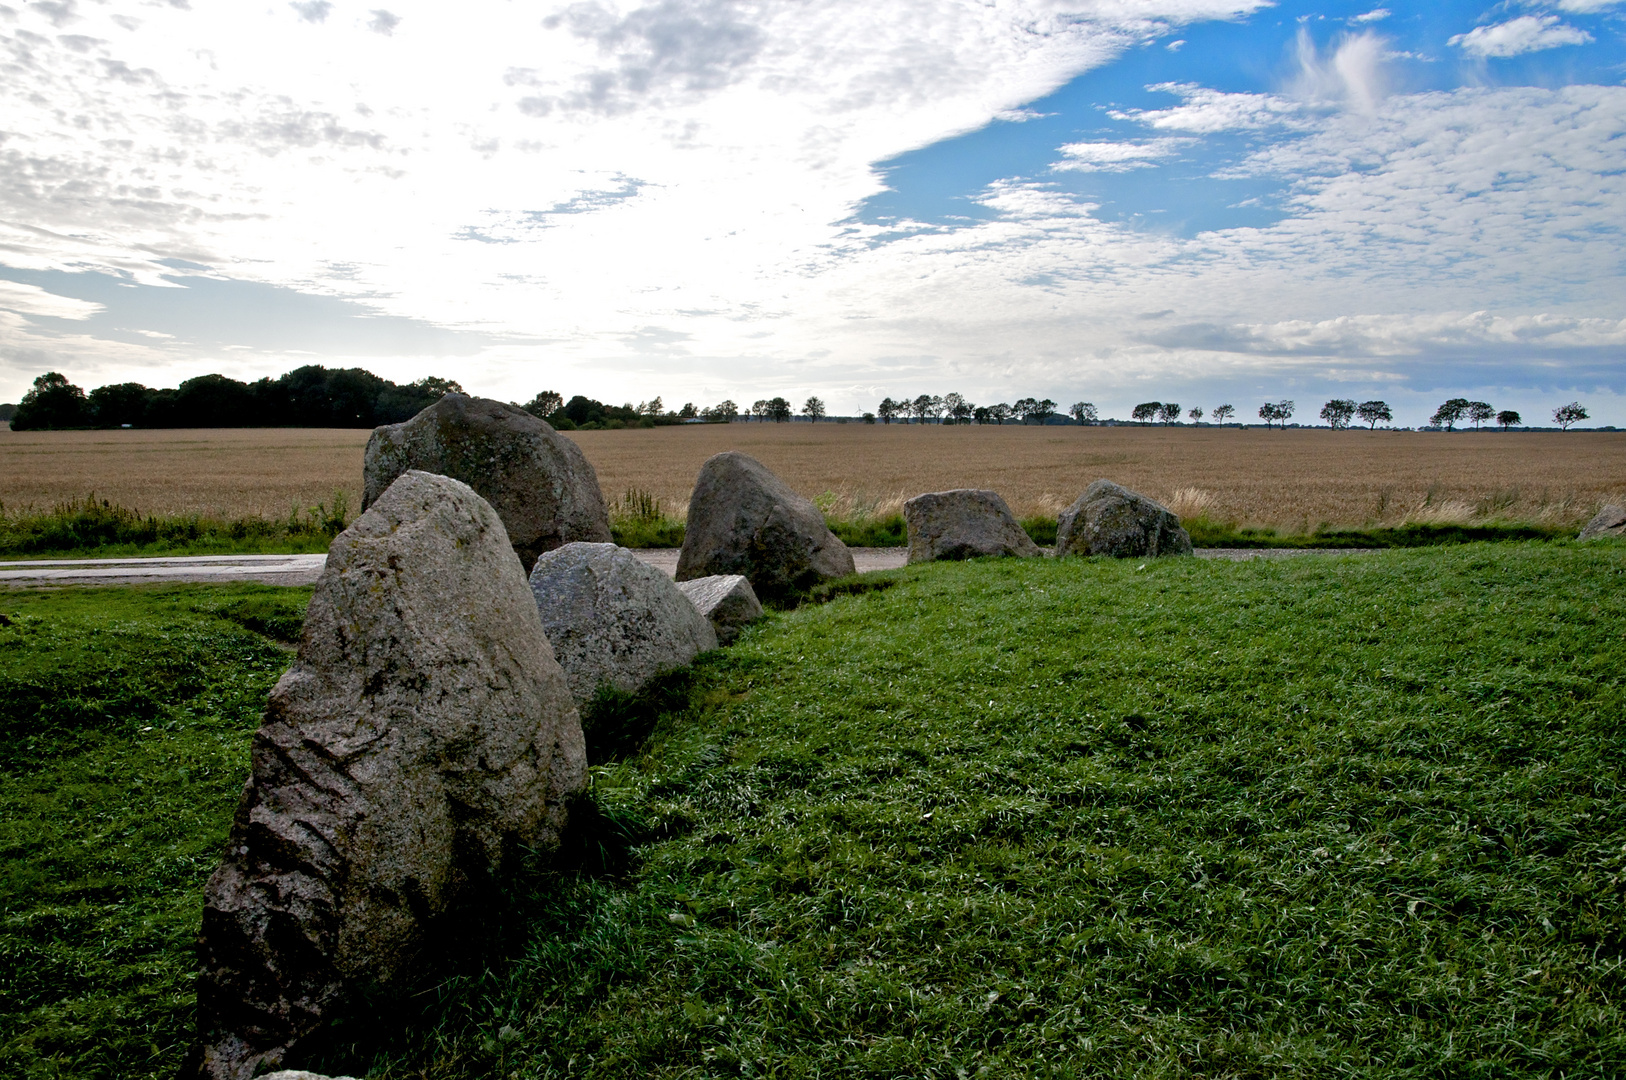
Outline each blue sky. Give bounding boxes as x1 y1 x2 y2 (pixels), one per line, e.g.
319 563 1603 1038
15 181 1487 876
1 0 1623 424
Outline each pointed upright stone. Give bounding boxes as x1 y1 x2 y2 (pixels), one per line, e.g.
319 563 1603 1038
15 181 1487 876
193 471 586 1080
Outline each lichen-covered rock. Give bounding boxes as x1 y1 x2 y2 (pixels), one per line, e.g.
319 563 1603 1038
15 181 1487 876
530 542 717 704
904 489 1041 563
193 471 586 1080
260 1072 360 1080
362 393 610 570
676 574 763 644
1578 504 1626 541
1054 480 1193 558
675 451 855 600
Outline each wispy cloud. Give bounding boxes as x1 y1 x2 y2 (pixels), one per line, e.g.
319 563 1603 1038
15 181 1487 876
1450 16 1592 59
1053 138 1187 172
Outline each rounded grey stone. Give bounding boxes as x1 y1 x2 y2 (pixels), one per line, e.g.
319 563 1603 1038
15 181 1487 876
362 393 611 570
904 489 1041 563
531 542 718 704
1578 504 1626 541
1054 479 1193 558
676 451 855 600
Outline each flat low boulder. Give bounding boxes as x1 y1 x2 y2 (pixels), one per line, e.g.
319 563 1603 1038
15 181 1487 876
677 574 763 644
531 542 717 704
1579 504 1626 541
904 489 1041 563
363 393 611 570
1054 479 1193 559
676 451 855 601
194 471 586 1080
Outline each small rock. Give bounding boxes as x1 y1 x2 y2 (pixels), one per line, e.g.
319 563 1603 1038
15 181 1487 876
676 451 855 600
531 542 718 704
1054 480 1193 558
362 393 611 570
1578 504 1626 541
677 574 763 644
903 489 1041 563
193 471 586 1080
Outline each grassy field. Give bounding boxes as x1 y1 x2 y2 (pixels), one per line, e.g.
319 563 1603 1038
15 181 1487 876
4 543 1624 1078
2 425 1621 538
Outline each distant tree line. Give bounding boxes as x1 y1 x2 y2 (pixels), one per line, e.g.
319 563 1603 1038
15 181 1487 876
873 395 1062 424
7 368 466 430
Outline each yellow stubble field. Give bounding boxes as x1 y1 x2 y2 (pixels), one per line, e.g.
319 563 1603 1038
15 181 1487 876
1 422 1622 529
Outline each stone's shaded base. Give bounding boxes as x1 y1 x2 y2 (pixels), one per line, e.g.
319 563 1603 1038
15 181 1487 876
530 542 718 704
1055 480 1193 559
193 472 586 1080
677 574 764 644
1579 504 1626 541
363 393 611 570
904 489 1041 563
677 451 855 600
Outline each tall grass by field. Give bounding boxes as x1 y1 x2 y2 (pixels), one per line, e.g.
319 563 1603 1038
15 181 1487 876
4 543 1624 1078
0 496 350 559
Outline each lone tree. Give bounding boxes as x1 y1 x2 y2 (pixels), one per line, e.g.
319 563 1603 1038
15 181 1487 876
1131 401 1161 423
751 398 770 421
877 397 899 423
912 394 935 423
1553 401 1589 430
988 402 1013 425
1355 400 1392 429
1156 402 1182 425
1496 409 1521 430
943 392 972 424
522 390 563 419
1258 400 1295 429
1211 403 1235 424
1467 401 1494 430
1187 406 1203 424
1319 399 1357 429
1429 397 1470 430
801 396 826 422
768 396 792 422
1070 401 1098 424
1033 398 1057 424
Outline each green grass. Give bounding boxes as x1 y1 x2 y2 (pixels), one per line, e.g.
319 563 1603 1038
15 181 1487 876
6 544 1626 1079
1184 517 1575 549
0 497 349 560
0 585 308 1079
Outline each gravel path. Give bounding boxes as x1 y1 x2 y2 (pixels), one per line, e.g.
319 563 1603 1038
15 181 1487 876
0 546 1362 587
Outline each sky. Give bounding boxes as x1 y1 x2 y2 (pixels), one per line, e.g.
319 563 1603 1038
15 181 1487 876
1 0 1623 425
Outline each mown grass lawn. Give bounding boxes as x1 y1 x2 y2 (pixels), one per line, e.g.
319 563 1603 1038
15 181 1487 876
4 543 1625 1079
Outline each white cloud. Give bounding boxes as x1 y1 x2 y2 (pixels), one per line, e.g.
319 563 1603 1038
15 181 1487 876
1449 16 1592 59
1549 0 1624 12
0 280 103 320
1053 138 1187 172
1114 83 1306 132
1350 8 1389 23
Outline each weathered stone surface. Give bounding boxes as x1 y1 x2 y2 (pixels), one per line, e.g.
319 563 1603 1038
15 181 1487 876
675 451 855 600
530 542 717 704
261 1072 360 1080
904 489 1041 564
676 574 763 645
194 471 586 1080
1579 504 1626 541
1054 480 1193 559
362 393 611 570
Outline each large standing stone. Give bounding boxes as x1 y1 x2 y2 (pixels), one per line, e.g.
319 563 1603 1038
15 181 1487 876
194 472 586 1080
530 542 717 704
1578 504 1626 541
362 393 611 570
904 489 1042 563
675 451 855 600
1054 480 1193 558
677 574 763 645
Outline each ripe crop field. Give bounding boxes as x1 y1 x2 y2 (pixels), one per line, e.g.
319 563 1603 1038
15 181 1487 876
2 424 1622 531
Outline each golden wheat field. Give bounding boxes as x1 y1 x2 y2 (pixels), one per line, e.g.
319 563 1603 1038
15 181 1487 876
2 423 1623 529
